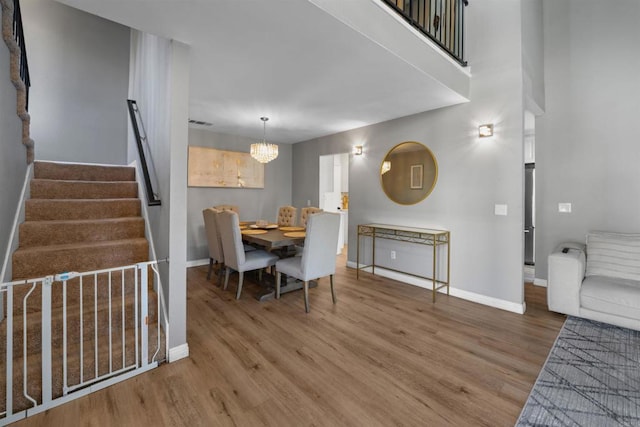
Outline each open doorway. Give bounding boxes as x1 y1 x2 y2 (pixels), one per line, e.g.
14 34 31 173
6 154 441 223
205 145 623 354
524 111 536 284
523 110 541 308
319 153 349 255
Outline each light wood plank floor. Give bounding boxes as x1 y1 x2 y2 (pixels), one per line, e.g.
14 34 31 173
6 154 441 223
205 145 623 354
15 255 564 426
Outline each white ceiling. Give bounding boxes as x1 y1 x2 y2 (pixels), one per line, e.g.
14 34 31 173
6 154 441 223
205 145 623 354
57 0 469 144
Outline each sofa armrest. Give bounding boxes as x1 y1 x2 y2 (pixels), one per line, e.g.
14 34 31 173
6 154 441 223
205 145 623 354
547 243 586 316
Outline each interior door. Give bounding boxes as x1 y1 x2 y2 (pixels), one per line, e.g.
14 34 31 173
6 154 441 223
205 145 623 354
524 163 535 265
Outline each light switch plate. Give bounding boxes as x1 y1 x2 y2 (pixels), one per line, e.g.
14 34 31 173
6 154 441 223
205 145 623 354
558 203 572 213
494 204 508 216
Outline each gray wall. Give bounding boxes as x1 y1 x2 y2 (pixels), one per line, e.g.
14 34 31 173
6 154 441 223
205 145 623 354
21 0 130 165
0 31 28 282
128 31 190 352
521 0 545 113
187 128 293 261
535 0 640 279
294 0 526 307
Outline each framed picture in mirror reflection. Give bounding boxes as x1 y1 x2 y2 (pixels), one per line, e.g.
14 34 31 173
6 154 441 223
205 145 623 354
410 164 423 189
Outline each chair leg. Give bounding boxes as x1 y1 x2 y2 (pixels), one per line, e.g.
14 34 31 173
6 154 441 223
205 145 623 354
330 274 337 304
207 258 213 280
217 263 225 285
303 280 310 313
276 271 281 299
236 272 244 300
224 268 231 291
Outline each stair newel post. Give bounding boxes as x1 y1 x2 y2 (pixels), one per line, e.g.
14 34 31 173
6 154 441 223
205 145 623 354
139 263 149 368
41 276 53 405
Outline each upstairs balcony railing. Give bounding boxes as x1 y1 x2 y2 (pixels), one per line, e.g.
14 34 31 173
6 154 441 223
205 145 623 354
11 0 31 109
382 0 468 66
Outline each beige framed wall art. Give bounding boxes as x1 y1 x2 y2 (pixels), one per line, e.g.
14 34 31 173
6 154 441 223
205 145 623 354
188 146 265 188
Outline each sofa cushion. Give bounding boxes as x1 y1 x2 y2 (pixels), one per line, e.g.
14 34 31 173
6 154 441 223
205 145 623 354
581 275 640 320
586 231 640 281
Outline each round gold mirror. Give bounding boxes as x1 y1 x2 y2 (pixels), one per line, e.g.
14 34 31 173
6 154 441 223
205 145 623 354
380 141 438 205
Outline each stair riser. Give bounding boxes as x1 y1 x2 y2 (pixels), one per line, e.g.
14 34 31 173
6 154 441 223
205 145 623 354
0 324 165 414
12 240 149 280
1 295 158 359
25 199 141 221
31 180 138 200
34 162 135 182
19 218 145 248
2 162 158 415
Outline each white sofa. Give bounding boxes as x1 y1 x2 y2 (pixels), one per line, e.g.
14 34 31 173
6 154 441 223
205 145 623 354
547 231 640 331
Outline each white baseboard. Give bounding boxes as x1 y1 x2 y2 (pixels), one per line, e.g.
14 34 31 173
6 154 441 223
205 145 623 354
533 278 547 287
346 261 526 315
524 265 535 282
186 258 209 268
168 343 190 362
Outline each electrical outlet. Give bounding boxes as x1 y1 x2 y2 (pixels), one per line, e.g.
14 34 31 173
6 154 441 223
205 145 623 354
558 203 572 213
390 251 396 260
307 200 311 206
494 204 508 216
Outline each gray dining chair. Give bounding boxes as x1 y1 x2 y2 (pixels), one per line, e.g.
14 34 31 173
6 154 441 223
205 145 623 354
202 207 225 283
275 212 340 312
218 210 279 299
203 207 255 285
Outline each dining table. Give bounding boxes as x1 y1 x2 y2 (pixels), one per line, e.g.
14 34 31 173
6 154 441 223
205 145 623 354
240 223 316 301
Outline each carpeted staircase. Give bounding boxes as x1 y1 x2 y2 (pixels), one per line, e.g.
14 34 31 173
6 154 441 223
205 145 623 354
0 161 165 416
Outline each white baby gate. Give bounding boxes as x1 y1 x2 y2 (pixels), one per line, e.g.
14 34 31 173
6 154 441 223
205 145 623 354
0 260 168 425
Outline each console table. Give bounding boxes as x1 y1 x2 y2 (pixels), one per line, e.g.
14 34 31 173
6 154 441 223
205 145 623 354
356 223 450 302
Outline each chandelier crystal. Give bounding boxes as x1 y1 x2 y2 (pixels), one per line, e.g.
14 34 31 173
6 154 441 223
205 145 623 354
250 117 278 163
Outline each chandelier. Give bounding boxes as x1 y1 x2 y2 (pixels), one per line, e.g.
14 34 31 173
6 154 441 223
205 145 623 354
250 117 278 163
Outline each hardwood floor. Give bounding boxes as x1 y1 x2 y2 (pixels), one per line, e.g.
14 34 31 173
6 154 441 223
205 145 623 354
15 257 565 426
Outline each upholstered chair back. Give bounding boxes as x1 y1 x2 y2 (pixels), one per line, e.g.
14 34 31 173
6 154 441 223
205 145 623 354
300 212 340 279
277 205 297 227
299 207 323 228
214 204 239 214
202 208 224 263
217 210 245 271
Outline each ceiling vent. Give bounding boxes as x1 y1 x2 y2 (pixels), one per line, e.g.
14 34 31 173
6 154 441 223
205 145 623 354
188 119 213 126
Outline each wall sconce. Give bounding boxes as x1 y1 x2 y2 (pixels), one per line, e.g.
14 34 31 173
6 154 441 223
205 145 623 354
354 145 363 155
478 124 494 138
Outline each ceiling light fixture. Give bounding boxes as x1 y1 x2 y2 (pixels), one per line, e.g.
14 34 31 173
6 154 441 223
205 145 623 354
250 117 278 163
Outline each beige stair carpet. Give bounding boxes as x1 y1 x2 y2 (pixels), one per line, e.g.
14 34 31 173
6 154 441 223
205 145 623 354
1 161 165 416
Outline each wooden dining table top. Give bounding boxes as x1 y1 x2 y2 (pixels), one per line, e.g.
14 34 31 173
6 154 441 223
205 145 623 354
241 225 305 251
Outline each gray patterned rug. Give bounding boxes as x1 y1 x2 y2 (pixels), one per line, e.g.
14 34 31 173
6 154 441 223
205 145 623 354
516 316 640 427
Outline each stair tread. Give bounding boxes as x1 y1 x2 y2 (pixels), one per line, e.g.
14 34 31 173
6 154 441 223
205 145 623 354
27 198 141 202
21 217 144 226
34 161 136 182
32 178 136 184
30 180 138 200
14 238 148 255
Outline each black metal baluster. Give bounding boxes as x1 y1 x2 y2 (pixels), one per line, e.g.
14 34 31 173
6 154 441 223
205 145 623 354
381 0 466 66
